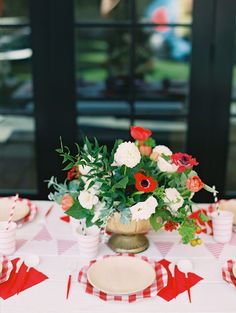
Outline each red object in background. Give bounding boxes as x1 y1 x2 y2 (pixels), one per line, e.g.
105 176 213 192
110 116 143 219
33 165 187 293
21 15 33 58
151 7 169 32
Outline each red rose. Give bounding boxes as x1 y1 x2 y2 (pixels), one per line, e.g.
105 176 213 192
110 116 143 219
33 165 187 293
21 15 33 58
67 165 80 180
130 126 152 141
134 172 158 193
61 194 74 211
164 221 179 232
171 152 198 172
139 144 152 156
186 176 204 192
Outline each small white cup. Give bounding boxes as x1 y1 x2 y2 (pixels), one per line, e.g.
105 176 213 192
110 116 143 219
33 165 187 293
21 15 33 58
212 210 233 243
76 225 100 259
0 221 17 255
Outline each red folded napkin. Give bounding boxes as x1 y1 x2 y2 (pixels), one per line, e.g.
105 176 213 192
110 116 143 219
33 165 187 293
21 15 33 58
0 258 48 300
158 259 203 302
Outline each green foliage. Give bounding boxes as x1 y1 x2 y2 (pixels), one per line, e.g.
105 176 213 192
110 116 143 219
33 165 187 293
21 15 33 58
199 211 209 222
150 213 163 231
113 176 129 190
119 207 132 224
48 132 215 245
178 220 197 244
66 202 94 227
144 137 156 147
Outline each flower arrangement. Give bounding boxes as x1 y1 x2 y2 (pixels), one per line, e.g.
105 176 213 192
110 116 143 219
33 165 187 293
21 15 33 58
48 126 214 244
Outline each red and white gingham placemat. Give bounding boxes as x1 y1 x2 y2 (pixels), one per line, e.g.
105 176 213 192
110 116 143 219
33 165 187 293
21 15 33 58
222 260 236 287
78 253 168 302
0 256 13 284
0 197 38 228
17 198 38 228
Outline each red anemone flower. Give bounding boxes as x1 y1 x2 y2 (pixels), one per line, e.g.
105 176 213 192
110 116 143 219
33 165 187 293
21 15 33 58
171 152 198 172
130 126 152 141
134 172 158 193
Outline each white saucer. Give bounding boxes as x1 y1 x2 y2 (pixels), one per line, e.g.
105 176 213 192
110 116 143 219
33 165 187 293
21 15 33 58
0 198 29 222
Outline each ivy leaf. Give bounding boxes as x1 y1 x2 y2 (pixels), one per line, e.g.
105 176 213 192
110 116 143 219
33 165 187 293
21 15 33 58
113 176 129 189
199 211 209 222
144 137 156 147
68 180 80 191
150 212 163 231
63 162 74 171
178 221 196 244
66 202 88 220
119 207 131 224
180 172 188 185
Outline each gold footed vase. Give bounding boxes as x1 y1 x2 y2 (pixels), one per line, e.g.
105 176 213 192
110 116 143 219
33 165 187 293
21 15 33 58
106 212 150 254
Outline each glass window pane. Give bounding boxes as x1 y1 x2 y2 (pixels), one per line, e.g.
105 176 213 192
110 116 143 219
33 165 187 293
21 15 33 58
0 26 36 192
0 28 32 108
135 26 191 113
77 101 131 144
75 0 131 22
75 28 131 99
134 118 187 151
0 0 29 24
77 99 186 151
137 0 193 25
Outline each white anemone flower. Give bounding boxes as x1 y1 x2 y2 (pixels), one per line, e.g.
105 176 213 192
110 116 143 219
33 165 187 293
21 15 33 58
157 157 178 173
153 145 172 156
130 196 158 221
164 188 184 214
78 190 99 210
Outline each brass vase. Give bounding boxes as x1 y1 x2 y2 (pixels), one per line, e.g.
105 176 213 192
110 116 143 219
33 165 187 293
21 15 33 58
106 212 150 253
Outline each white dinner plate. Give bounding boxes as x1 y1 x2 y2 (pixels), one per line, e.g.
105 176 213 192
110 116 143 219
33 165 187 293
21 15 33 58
0 198 30 222
87 256 156 295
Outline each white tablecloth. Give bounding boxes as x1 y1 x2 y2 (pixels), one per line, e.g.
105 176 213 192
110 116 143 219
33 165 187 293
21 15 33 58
1 201 236 313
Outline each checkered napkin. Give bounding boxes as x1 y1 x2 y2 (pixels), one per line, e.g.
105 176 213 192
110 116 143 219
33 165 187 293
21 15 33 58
78 253 168 302
222 260 236 287
16 198 38 228
0 256 13 284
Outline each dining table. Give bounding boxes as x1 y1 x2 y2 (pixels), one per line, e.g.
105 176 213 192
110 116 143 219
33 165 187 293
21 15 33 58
1 200 236 313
